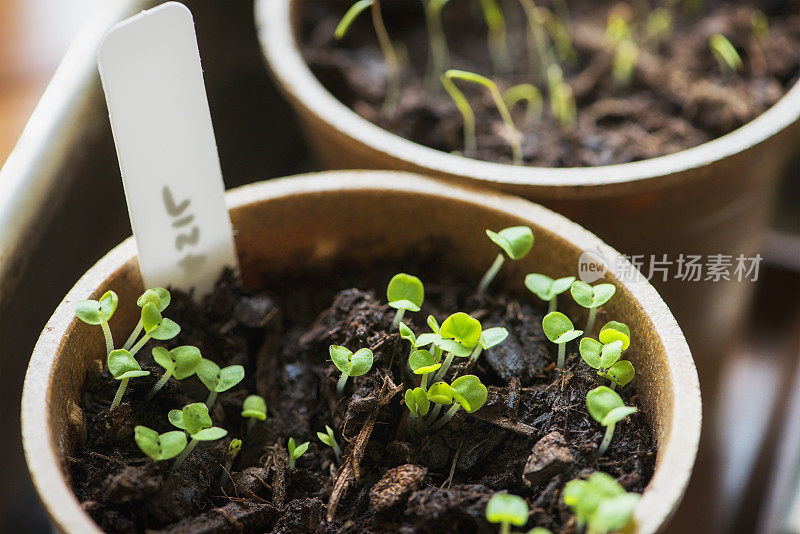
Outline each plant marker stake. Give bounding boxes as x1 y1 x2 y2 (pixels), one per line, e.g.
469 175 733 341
98 3 238 297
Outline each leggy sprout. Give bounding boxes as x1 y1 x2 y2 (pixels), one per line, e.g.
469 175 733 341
429 375 488 431
75 290 118 357
546 64 576 129
469 326 509 365
563 472 640 534
317 425 343 461
128 302 181 357
709 33 743 72
479 0 512 74
287 437 310 469
579 338 635 389
220 438 242 486
330 345 374 394
409 349 442 389
645 8 673 46
123 288 170 350
570 281 616 336
518 0 553 80
146 345 202 400
241 394 267 434
197 359 245 408
479 226 534 294
542 312 582 370
586 386 637 457
387 273 425 327
421 0 451 89
169 402 228 470
108 349 150 409
485 492 528 534
524 274 575 313
442 69 523 164
134 425 187 461
605 8 639 85
504 83 543 126
432 312 481 381
335 0 399 117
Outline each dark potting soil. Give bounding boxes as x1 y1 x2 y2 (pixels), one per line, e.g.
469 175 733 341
301 0 800 167
69 256 654 534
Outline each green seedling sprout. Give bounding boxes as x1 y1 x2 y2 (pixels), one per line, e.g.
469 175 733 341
518 0 554 80
479 0 512 74
170 402 228 470
646 8 673 47
128 302 181 357
146 345 202 400
409 349 442 390
123 288 170 350
317 425 343 461
579 338 635 389
586 386 637 457
479 226 534 294
75 290 119 357
524 273 575 313
421 0 451 90
330 345 374 394
108 349 150 409
432 312 481 381
429 375 488 431
387 273 425 327
612 39 639 85
543 9 575 64
570 281 616 335
486 492 529 534
751 10 769 40
134 425 187 461
504 83 543 125
546 64 576 130
468 326 509 365
406 387 432 419
440 71 477 155
599 321 631 349
197 358 245 408
287 437 310 469
542 312 582 370
563 472 640 533
335 0 399 117
241 394 267 434
220 438 242 486
709 33 743 73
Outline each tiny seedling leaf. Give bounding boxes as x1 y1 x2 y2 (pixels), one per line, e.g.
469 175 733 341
398 322 416 344
450 375 488 413
349 348 374 376
602 406 638 426
524 274 576 301
98 291 119 321
387 273 425 312
170 402 212 435
317 425 338 447
480 327 508 349
137 287 170 312
592 492 640 532
571 282 616 309
427 315 440 334
435 338 472 357
485 493 529 527
586 386 636 426
599 321 631 350
241 394 267 420
74 300 103 325
486 226 534 260
414 332 442 348
579 338 602 369
134 426 187 461
599 340 623 369
409 350 441 375
440 312 482 349
192 427 228 441
542 312 582 344
427 382 454 405
197 359 245 392
108 349 149 380
405 387 431 417
152 347 175 375
605 360 635 387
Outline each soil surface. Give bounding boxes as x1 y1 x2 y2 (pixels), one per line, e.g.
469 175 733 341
70 256 654 533
301 0 800 166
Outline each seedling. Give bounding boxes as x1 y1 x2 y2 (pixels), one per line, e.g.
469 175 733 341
75 290 118 357
409 349 442 389
579 338 635 389
335 0 399 117
469 326 509 365
108 349 150 409
542 312 582 369
485 492 529 534
599 321 630 350
241 394 267 434
544 9 575 65
422 380 453 425
406 386 431 418
751 10 769 40
287 437 310 469
570 281 616 335
479 0 512 74
317 425 343 461
646 8 673 47
134 425 187 461
518 0 554 80
524 273 575 313
387 273 425 327
421 0 451 90
546 64 576 129
479 226 534 294
504 83 543 125
128 302 181 357
440 71 477 155
586 386 637 456
123 287 170 350
432 312 481 381
563 472 640 533
146 345 202 400
429 375 488 431
442 69 522 165
197 358 245 408
330 345 374 394
169 402 228 470
220 438 242 486
709 33 742 73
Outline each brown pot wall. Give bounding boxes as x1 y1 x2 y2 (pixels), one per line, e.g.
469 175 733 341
22 172 700 533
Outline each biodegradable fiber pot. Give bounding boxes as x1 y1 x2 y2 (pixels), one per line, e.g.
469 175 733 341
22 171 701 533
256 0 800 382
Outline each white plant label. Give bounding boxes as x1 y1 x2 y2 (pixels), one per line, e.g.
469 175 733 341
98 2 238 297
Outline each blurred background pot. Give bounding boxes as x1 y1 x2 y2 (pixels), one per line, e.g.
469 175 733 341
22 171 701 533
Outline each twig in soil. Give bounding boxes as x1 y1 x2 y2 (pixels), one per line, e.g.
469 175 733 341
468 410 537 437
266 443 288 509
440 440 462 489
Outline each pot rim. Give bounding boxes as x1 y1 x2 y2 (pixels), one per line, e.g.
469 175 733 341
256 0 800 194
21 171 701 534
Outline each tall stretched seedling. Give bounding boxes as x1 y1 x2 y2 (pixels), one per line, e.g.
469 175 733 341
421 0 451 89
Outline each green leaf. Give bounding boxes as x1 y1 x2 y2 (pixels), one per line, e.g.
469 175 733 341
196 358 221 390
180 402 213 435
387 273 424 312
241 394 267 420
450 375 488 413
398 322 416 344
579 338 602 369
602 405 638 426
486 226 534 260
329 345 352 374
440 312 482 349
192 427 228 441
334 0 374 39
571 281 616 309
171 346 202 380
116 369 150 380
348 348 374 377
408 350 441 375
98 291 118 321
317 425 336 447
480 327 508 349
427 382 454 405
405 387 431 417
292 440 310 459
137 287 171 312
216 365 245 392
599 321 630 350
134 426 187 461
427 315 440 334
74 300 103 325
586 386 625 425
168 409 185 429
150 318 181 340
590 493 640 533
542 312 582 344
485 493 529 527
141 303 162 332
599 340 623 369
587 472 626 497
414 332 442 348
605 360 635 387
435 338 472 357
107 349 145 380
524 274 575 301
152 347 176 374
287 437 297 456
196 359 244 392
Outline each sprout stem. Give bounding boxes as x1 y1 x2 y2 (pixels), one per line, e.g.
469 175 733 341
123 320 144 351
146 370 172 401
331 440 343 461
429 403 461 431
425 403 444 426
129 333 151 358
432 345 442 363
173 438 198 471
433 352 455 382
468 345 483 365
598 422 615 457
337 373 350 395
100 321 114 356
440 73 476 155
479 0 512 75
478 253 505 294
548 297 557 313
519 0 552 80
371 1 400 117
392 308 406 328
500 522 511 534
585 308 597 336
110 378 129 410
247 418 256 436
423 0 450 90
289 454 297 469
557 343 566 369
206 391 218 409
420 373 429 390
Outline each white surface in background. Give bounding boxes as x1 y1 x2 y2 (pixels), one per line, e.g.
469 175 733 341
98 2 238 296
